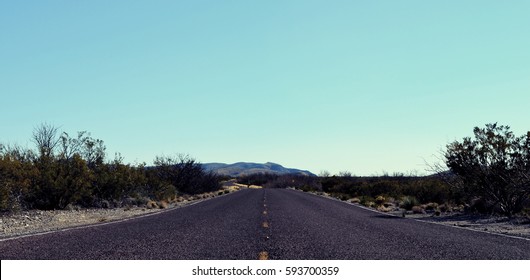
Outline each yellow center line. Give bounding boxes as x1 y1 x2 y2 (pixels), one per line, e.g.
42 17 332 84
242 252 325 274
262 222 269 228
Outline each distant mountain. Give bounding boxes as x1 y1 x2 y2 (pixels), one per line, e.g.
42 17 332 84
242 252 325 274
202 162 316 177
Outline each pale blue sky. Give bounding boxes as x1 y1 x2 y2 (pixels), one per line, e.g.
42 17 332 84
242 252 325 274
2 1 530 175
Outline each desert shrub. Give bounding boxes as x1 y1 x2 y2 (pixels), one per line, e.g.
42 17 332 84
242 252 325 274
522 208 530 219
146 200 158 209
100 200 111 209
400 196 419 210
401 179 452 204
158 201 168 209
151 155 221 195
375 195 386 205
424 202 439 211
466 197 489 214
445 123 530 217
154 183 176 202
333 193 350 201
365 201 375 208
0 147 36 211
438 203 450 213
319 175 452 207
263 174 322 191
371 181 398 197
411 205 425 214
360 196 373 204
360 196 375 207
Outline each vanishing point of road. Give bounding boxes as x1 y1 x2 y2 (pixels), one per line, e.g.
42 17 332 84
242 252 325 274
1 189 529 259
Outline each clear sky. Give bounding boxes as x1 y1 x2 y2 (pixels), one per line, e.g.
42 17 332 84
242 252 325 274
1 0 530 175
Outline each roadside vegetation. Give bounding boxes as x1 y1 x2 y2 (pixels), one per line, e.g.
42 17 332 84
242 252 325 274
2 123 529 219
238 123 530 218
0 123 226 212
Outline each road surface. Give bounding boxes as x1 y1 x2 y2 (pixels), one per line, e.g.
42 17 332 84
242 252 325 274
1 189 529 259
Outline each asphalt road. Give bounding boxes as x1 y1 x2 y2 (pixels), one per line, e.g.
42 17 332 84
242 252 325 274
1 188 530 259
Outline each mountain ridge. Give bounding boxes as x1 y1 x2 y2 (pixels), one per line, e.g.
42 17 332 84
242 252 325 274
202 162 316 177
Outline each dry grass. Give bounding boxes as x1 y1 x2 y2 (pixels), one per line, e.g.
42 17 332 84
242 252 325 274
424 202 439 211
258 251 269 260
158 201 168 209
400 196 419 210
375 195 386 205
412 205 425 214
146 200 158 209
363 201 375 208
377 205 392 212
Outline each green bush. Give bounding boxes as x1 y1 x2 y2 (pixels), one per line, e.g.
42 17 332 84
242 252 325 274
400 196 419 210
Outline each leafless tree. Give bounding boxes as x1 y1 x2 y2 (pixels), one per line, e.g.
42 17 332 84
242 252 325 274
338 171 352 177
32 123 60 158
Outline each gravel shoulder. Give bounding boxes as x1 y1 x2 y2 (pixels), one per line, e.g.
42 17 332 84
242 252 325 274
0 190 238 240
1 207 162 239
3 187 530 241
405 212 530 239
308 190 530 240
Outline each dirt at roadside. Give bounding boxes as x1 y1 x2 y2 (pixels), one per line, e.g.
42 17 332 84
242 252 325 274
310 190 530 240
1 183 248 240
4 188 530 241
406 212 530 239
0 207 162 239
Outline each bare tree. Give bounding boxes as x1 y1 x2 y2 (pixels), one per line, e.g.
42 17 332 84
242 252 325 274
32 123 60 158
60 131 86 160
338 171 352 177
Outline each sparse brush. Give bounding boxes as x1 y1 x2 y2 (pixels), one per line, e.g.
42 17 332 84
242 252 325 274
425 202 439 211
400 196 419 211
412 205 425 214
375 196 386 205
218 191 224 196
146 200 158 209
377 205 391 212
135 197 150 207
101 200 111 209
438 203 450 213
362 200 375 208
158 201 168 209
349 197 361 204
522 208 530 218
360 196 374 207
